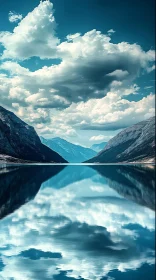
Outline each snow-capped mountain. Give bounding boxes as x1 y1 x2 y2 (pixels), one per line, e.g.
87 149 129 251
87 116 155 163
40 137 96 163
0 106 67 163
90 142 107 152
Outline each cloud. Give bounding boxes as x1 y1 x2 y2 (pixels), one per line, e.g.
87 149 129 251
144 86 153 89
0 11 155 106
90 135 113 141
0 0 59 59
107 29 116 35
0 0 155 138
8 11 23 23
45 90 155 135
0 167 155 280
147 64 155 73
0 38 154 106
0 58 155 136
66 33 81 41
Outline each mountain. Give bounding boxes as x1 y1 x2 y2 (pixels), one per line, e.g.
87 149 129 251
0 106 67 163
90 142 107 152
87 117 155 163
40 137 96 163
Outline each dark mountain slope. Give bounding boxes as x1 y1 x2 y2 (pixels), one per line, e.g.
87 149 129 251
0 106 67 163
87 117 155 163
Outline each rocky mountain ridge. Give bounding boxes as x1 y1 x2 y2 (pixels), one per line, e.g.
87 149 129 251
87 117 155 163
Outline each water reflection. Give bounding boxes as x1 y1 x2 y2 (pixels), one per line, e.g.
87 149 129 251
0 165 65 219
0 164 155 280
93 165 155 210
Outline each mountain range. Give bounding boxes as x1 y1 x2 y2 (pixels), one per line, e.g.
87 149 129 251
87 117 155 163
40 136 96 163
0 105 155 163
0 106 67 163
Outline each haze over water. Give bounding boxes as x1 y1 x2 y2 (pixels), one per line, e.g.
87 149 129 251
0 164 155 280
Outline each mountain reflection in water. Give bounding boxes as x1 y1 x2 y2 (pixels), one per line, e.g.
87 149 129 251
0 164 155 280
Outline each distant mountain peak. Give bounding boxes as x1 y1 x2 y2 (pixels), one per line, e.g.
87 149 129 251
90 141 107 152
40 137 97 163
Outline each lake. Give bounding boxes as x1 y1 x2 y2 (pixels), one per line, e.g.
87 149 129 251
0 164 155 280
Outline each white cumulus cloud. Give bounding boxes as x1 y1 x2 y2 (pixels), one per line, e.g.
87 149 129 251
8 11 23 23
0 0 59 59
90 135 113 141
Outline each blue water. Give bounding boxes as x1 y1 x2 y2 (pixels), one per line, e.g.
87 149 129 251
0 164 155 280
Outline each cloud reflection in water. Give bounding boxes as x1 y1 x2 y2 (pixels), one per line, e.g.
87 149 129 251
0 164 155 280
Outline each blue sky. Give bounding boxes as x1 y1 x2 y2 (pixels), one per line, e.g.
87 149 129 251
0 0 155 146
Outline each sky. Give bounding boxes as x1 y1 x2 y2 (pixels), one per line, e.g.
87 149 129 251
0 0 155 147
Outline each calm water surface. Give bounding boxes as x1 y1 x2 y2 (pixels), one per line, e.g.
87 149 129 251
0 164 155 280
